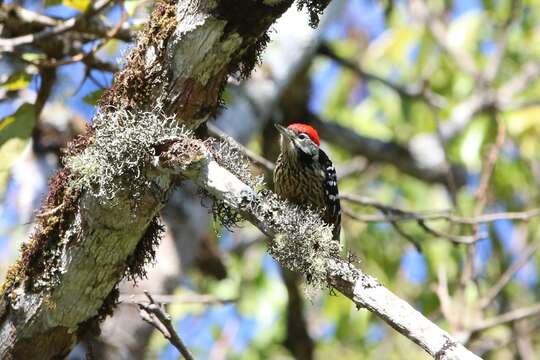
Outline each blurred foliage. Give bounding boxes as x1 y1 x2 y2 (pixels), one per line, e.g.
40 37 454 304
0 104 35 197
2 0 540 358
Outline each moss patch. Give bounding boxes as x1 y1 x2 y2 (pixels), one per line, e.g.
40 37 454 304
212 0 291 78
100 0 177 110
1 167 81 298
124 216 164 282
1 125 94 303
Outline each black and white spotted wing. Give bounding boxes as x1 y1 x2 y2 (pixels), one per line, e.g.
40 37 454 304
319 149 341 241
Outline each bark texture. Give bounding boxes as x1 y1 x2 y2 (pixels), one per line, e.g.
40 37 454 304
161 138 482 360
0 0 305 358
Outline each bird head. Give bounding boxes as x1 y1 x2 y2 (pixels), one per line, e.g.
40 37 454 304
275 123 320 158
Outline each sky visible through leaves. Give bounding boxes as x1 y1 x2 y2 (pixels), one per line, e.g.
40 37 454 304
1 0 540 358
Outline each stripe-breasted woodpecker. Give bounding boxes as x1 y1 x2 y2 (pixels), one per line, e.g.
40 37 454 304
273 123 341 241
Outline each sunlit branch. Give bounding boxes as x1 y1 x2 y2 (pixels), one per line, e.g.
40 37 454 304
162 136 481 360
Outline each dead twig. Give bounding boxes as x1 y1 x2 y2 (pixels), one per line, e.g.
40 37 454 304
470 303 540 333
138 291 195 360
122 293 235 305
340 194 540 225
479 237 540 310
461 118 506 287
0 0 115 52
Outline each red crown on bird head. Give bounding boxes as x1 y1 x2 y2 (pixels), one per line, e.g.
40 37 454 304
287 123 320 146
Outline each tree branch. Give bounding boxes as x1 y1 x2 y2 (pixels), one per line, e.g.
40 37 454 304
318 43 447 109
0 0 303 357
138 291 194 360
479 237 540 310
340 194 540 225
470 304 540 334
0 0 115 52
159 135 481 360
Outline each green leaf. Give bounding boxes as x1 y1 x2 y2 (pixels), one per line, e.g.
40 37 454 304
447 10 485 52
0 103 36 147
0 138 31 196
21 52 47 63
0 103 36 197
63 0 91 12
44 0 62 7
1 72 32 91
458 116 488 170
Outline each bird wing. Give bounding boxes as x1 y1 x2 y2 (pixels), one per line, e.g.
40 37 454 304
319 149 341 241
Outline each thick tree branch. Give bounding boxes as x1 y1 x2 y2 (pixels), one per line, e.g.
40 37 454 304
0 0 304 358
160 137 481 360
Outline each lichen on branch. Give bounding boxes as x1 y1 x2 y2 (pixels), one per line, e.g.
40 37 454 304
64 108 190 202
160 129 342 289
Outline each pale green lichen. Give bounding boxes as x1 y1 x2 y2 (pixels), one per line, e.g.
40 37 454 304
252 190 340 290
206 134 264 229
65 107 191 202
203 134 340 290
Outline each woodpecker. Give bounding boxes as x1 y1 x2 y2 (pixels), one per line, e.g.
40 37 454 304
273 123 341 241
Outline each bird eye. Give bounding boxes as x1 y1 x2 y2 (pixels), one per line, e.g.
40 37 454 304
298 133 309 140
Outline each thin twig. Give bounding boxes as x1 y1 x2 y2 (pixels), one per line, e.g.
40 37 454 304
342 207 483 245
476 321 540 356
417 220 483 244
1 4 60 27
14 9 127 70
319 43 447 109
461 118 506 286
470 303 540 333
434 267 456 329
0 0 115 52
483 0 521 81
121 293 235 305
340 194 540 225
479 237 540 309
411 0 479 78
138 291 195 360
389 219 422 251
497 61 540 105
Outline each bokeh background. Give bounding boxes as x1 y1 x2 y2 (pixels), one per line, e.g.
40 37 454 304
2 0 540 358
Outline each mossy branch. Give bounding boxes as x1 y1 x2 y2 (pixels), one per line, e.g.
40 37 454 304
159 133 482 360
1 0 329 357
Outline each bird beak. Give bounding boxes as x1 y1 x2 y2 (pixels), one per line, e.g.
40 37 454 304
274 124 294 141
